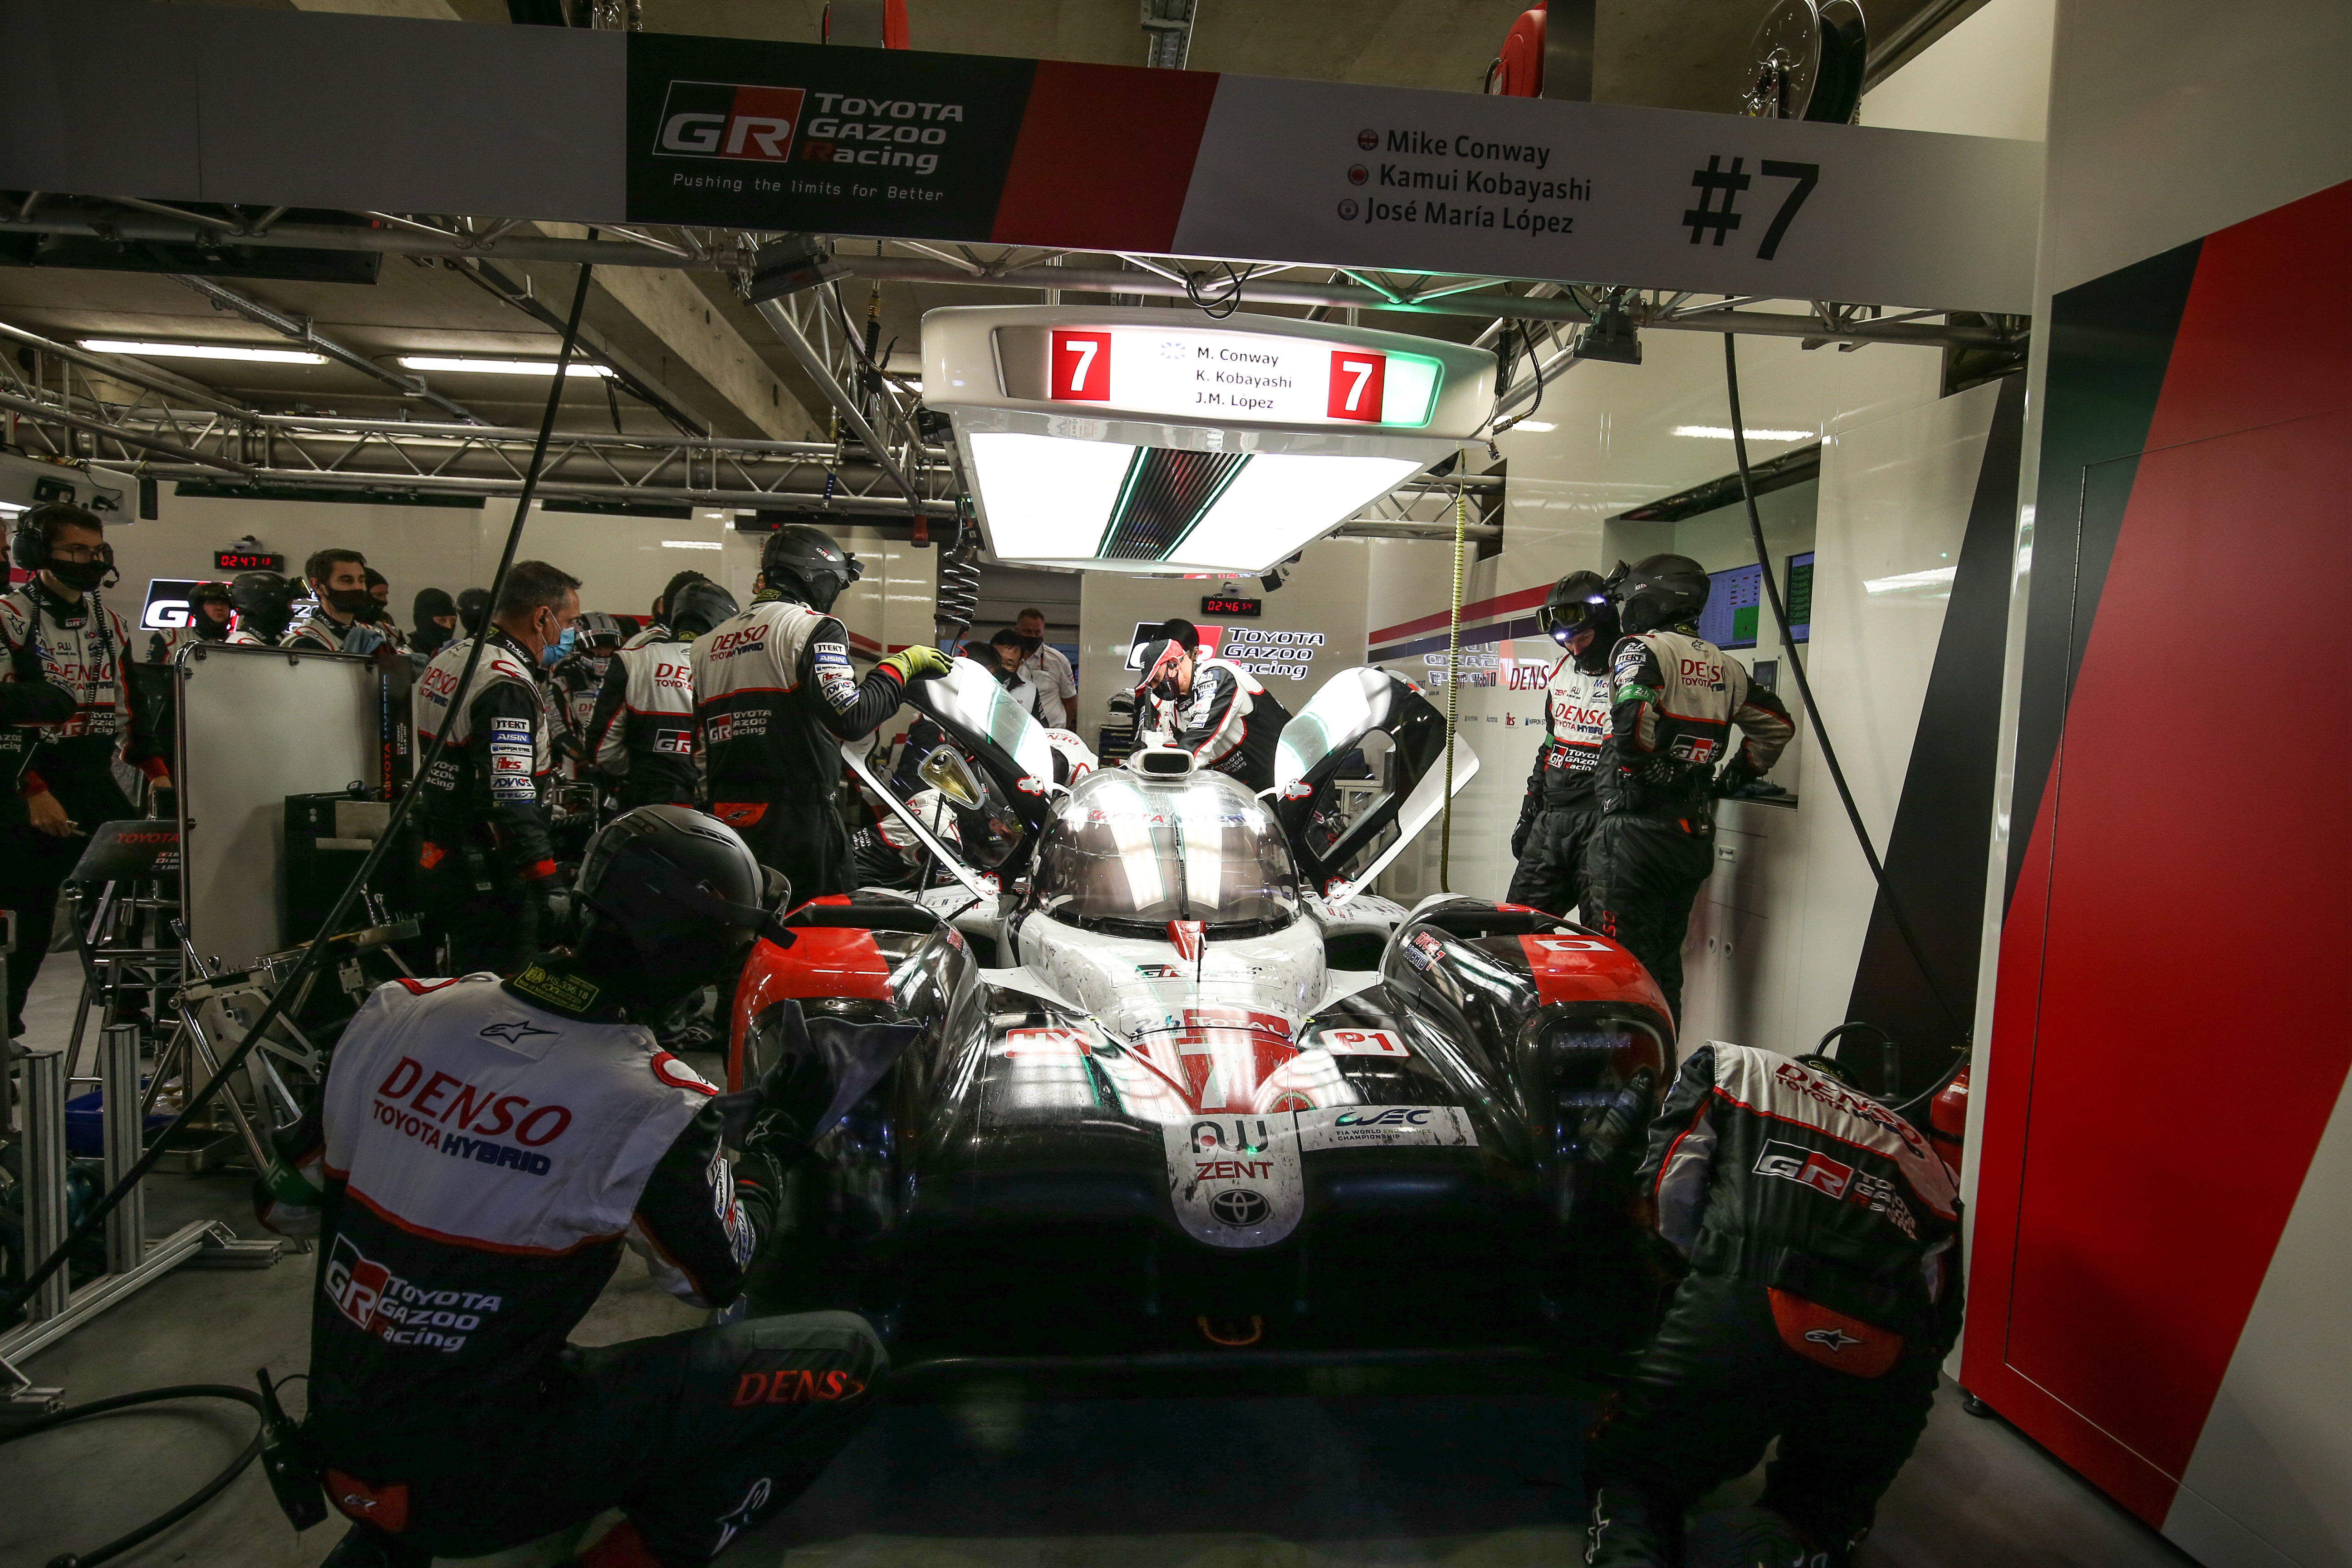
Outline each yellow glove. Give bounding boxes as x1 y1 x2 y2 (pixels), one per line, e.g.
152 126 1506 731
880 644 954 683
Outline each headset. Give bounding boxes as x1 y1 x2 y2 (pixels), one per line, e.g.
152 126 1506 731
10 501 118 585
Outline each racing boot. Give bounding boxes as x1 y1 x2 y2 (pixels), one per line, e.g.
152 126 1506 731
1585 1485 1679 1566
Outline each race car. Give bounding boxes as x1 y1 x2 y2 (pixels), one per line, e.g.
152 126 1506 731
729 662 1674 1368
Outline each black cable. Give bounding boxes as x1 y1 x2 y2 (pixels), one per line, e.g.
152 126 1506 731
1721 334 1972 1098
1185 262 1250 320
0 1384 263 1567
0 253 601 1330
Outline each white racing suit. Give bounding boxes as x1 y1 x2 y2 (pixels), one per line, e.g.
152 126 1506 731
1139 655 1290 791
588 638 701 809
256 973 884 1566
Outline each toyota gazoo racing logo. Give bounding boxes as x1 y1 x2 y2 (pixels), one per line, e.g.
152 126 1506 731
654 81 807 163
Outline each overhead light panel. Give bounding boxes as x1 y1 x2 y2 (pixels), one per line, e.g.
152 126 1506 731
1672 424 1816 441
926 308 1495 574
396 356 612 377
83 338 326 365
660 539 724 551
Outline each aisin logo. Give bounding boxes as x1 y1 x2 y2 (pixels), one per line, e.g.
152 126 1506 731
655 81 807 163
1209 1188 1270 1226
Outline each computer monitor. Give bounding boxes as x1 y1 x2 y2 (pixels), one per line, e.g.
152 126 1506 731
1697 554 1813 649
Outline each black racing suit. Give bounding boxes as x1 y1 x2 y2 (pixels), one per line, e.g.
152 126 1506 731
0 583 164 1035
1506 650 1613 919
691 593 912 903
1587 630 1793 1022
256 973 883 1566
587 639 701 810
1586 1044 1961 1567
411 631 564 975
1147 655 1290 792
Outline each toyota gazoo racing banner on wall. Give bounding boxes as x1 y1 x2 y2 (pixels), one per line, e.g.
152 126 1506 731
623 35 2040 313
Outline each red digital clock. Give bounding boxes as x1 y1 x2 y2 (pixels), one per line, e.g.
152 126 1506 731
1200 595 1263 617
214 549 284 573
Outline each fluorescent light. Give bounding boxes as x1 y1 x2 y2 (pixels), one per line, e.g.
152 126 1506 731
660 539 723 551
1864 565 1957 596
1672 424 1814 442
82 338 325 365
967 432 1140 562
1163 452 1421 572
396 356 612 377
1510 420 1556 432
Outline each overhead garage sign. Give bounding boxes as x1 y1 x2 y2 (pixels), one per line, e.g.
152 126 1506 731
0 4 2042 312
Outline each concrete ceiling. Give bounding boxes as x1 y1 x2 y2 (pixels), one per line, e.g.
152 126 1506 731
30 0 1945 437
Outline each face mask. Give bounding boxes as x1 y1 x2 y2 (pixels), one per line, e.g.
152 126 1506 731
541 626 576 667
195 611 230 641
326 587 373 615
1017 633 1042 654
50 556 111 592
412 622 451 655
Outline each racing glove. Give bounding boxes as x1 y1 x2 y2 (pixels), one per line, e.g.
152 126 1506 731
1711 760 1764 799
1510 794 1538 860
880 645 954 684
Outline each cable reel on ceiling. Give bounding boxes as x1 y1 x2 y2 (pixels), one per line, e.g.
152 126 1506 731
1740 0 1867 124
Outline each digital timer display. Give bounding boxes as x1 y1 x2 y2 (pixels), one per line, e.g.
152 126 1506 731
214 549 284 573
1200 595 1263 618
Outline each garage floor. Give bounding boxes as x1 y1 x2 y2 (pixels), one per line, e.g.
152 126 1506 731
5 965 2197 1568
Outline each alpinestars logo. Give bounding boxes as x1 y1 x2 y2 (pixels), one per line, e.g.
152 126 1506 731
655 81 808 163
1803 1326 1863 1353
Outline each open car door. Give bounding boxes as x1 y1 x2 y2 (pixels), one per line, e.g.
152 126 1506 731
838 656 1066 899
1271 667 1480 909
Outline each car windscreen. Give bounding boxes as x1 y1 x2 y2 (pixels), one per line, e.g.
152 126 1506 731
1032 772 1299 932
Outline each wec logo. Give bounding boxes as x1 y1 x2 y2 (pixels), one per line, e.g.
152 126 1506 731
655 81 806 162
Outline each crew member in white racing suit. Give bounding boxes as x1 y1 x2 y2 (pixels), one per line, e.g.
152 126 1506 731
588 580 738 811
1508 571 1618 919
1587 555 1793 1021
550 611 627 782
256 807 886 1568
285 547 395 655
1584 1044 1961 1568
691 524 951 901
0 503 171 1038
144 580 235 663
227 569 299 646
1133 635 1290 792
412 561 581 975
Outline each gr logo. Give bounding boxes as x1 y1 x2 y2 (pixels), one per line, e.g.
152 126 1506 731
655 81 807 162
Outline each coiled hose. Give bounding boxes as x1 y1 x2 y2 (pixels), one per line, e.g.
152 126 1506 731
0 1384 264 1567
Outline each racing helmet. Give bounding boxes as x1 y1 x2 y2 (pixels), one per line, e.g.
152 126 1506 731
1537 570 1619 652
760 524 862 613
188 580 235 639
665 578 740 639
228 570 299 641
573 805 777 1002
1611 554 1711 635
574 611 627 652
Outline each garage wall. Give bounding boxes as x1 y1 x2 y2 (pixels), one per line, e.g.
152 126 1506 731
1959 0 2352 1551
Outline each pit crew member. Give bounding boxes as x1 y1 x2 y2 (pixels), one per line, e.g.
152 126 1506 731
144 580 235 663
691 524 950 900
410 587 458 660
588 579 738 811
624 569 715 652
1133 634 1291 793
227 570 299 646
1587 554 1793 1021
1585 1043 1961 1568
1010 606 1076 727
550 611 627 778
1507 570 1618 920
0 503 170 1038
256 806 885 1568
412 560 580 976
285 547 391 655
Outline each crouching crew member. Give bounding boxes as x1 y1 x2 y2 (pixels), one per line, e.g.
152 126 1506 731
412 561 580 975
257 807 886 1568
228 571 300 646
588 578 738 811
692 524 950 900
1587 555 1792 1022
1585 1043 1961 1567
1133 633 1290 793
1508 571 1619 920
0 504 171 1038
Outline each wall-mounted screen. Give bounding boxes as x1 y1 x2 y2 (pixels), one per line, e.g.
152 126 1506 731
1698 555 1813 649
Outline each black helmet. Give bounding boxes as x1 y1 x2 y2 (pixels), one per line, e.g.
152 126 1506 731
573 805 779 1005
188 580 235 641
456 587 491 635
574 611 627 652
190 580 235 609
760 524 862 612
666 578 740 639
1611 554 1711 636
1538 570 1619 655
229 570 299 641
